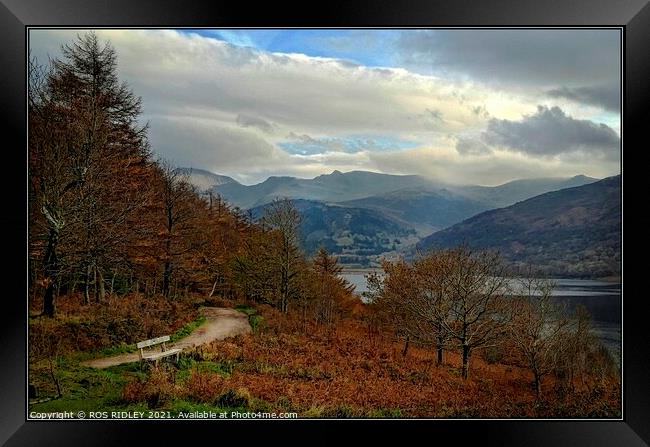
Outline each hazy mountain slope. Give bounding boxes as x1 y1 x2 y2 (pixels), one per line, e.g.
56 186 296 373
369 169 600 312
340 187 490 235
418 176 621 277
450 175 599 208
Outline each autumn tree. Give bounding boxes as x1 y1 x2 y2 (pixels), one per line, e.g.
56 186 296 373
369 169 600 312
436 247 512 379
201 196 246 299
372 259 422 356
261 198 303 313
231 222 278 304
410 253 454 364
552 305 619 397
29 32 151 314
157 162 198 298
375 253 453 362
310 247 355 325
508 275 569 397
58 32 149 303
29 56 83 317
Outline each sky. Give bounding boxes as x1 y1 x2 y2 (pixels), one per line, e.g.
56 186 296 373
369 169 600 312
29 29 621 186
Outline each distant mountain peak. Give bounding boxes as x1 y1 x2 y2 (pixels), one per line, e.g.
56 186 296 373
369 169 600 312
178 167 239 191
331 169 343 175
571 174 597 181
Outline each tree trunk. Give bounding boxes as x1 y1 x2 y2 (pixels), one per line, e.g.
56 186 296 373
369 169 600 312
97 268 105 302
437 325 444 365
48 358 62 398
110 272 115 296
83 264 92 305
71 275 78 296
534 372 542 398
93 264 100 303
462 344 470 379
402 335 410 357
162 261 171 298
42 228 59 317
209 277 219 298
43 282 56 318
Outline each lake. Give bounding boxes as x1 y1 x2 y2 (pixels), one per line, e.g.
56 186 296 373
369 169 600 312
340 271 622 365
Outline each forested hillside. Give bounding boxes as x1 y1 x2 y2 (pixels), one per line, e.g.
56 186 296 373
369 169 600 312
418 176 621 278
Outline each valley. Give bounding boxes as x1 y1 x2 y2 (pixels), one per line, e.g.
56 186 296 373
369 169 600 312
183 168 617 276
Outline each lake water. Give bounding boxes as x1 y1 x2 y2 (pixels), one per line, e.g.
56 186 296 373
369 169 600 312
340 271 622 364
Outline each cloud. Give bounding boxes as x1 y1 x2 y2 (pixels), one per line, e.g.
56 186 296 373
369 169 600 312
28 29 621 185
546 85 620 112
235 113 275 133
482 105 619 157
456 137 492 156
368 145 618 187
29 29 489 137
426 108 444 122
397 29 620 89
150 116 288 173
471 105 490 119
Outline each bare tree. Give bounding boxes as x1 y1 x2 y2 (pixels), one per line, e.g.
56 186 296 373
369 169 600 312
410 253 454 365
440 247 512 379
508 274 569 397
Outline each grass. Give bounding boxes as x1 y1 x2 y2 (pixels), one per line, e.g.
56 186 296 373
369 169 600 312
29 313 213 416
29 353 256 417
30 359 147 414
235 304 265 333
170 315 207 343
175 357 235 382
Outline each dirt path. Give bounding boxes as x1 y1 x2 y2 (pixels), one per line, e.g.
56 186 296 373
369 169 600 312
81 307 251 369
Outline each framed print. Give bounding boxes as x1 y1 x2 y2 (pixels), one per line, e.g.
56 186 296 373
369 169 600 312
1 0 647 445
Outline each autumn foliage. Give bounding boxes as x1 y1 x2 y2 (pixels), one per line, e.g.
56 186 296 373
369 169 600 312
28 33 620 419
115 306 620 418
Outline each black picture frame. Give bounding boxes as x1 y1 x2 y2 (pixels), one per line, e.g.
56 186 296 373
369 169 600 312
2 0 646 445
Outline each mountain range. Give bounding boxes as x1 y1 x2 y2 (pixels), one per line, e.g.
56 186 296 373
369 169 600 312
188 169 597 214
181 168 616 275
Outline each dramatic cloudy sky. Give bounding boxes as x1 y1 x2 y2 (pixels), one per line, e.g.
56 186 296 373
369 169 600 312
29 29 621 185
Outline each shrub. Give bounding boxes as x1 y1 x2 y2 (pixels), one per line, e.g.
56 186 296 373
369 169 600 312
121 367 179 408
184 370 226 403
30 294 198 355
216 388 252 408
483 346 504 365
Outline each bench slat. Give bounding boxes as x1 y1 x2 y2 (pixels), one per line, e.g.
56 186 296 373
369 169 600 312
142 348 182 361
136 335 171 349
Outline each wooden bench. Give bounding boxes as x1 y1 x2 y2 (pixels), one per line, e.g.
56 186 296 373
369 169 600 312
136 335 182 366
